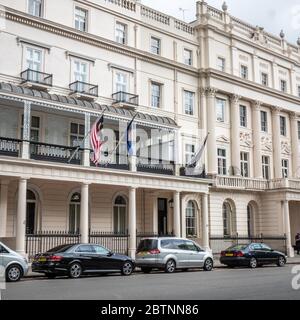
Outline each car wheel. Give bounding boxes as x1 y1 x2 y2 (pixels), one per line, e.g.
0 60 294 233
69 262 82 279
277 256 286 267
141 267 152 274
165 259 176 273
6 264 22 282
121 261 133 276
203 258 213 271
249 257 258 269
45 273 56 279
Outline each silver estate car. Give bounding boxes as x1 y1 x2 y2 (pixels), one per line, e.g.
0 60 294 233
136 237 214 273
0 241 29 282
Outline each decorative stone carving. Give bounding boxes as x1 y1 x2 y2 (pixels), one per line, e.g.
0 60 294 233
261 136 272 152
281 141 291 155
251 26 268 46
230 94 241 104
216 135 230 144
240 132 252 147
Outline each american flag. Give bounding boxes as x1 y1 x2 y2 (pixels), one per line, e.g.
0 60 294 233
90 116 104 165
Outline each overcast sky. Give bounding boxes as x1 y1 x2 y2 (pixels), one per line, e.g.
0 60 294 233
141 0 300 44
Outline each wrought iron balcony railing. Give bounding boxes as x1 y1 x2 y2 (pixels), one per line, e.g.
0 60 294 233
0 137 22 157
112 91 139 106
21 69 53 86
137 157 175 175
69 81 98 97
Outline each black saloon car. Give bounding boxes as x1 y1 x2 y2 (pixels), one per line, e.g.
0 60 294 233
220 243 287 268
32 243 135 278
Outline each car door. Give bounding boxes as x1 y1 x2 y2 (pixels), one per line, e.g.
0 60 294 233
250 243 267 264
0 244 10 270
183 240 205 268
92 245 118 271
74 245 96 271
260 243 276 264
173 239 193 268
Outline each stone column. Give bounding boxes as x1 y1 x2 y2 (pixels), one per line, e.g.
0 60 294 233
173 191 181 237
272 62 279 89
272 107 282 179
283 200 294 257
0 180 9 238
252 101 263 178
21 101 31 159
200 88 208 170
230 95 241 176
181 196 186 239
206 88 218 176
152 194 158 234
80 183 89 244
83 113 91 167
290 113 300 177
16 178 27 255
202 193 210 251
128 187 137 259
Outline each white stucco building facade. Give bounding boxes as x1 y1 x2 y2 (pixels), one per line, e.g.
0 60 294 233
0 0 299 258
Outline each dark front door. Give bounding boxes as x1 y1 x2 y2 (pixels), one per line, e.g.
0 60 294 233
26 202 36 234
158 198 168 235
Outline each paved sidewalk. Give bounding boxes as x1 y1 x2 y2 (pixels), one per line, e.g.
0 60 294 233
24 255 300 278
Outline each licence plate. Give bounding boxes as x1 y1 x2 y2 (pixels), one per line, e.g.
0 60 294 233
225 253 233 257
38 257 47 262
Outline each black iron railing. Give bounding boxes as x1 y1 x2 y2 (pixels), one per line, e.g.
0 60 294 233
25 231 81 261
30 141 83 164
90 152 130 170
180 166 207 179
89 231 129 255
209 234 287 255
21 69 53 86
137 157 175 175
112 91 139 106
69 81 98 97
0 137 22 157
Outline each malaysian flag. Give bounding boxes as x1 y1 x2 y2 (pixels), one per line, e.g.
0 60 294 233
90 116 104 165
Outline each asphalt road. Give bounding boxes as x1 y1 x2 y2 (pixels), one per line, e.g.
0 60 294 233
2 265 300 300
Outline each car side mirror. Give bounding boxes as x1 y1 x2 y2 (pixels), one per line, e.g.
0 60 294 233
107 251 113 256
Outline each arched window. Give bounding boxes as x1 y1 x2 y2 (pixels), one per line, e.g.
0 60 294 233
26 190 37 234
223 202 232 237
247 204 255 237
113 196 127 234
186 201 197 237
69 192 81 234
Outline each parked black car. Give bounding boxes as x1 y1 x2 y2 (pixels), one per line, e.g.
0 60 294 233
32 243 135 278
220 243 287 268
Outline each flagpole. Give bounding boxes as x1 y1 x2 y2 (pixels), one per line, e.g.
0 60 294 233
67 106 107 163
103 113 138 165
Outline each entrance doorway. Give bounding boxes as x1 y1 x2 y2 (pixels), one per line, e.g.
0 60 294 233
158 198 168 235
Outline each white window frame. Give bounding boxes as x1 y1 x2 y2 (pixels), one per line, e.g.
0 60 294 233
217 57 225 72
239 105 247 128
262 155 270 180
115 22 127 45
280 116 287 136
185 144 195 166
113 195 127 234
217 148 227 176
260 110 268 133
240 64 249 80
28 0 43 17
186 201 197 237
240 152 250 177
261 72 269 86
150 82 162 108
150 36 161 55
114 71 129 93
25 46 43 72
71 59 90 83
223 202 232 237
183 49 193 66
216 98 226 123
70 122 85 147
282 159 289 178
280 79 287 93
184 90 195 116
74 7 88 32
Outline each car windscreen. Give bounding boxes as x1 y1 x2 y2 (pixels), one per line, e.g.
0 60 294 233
137 239 158 251
46 244 74 253
226 244 249 251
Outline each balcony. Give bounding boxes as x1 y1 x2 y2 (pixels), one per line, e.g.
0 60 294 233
137 157 175 175
30 141 83 165
0 137 22 157
112 91 139 110
20 69 53 90
69 81 98 100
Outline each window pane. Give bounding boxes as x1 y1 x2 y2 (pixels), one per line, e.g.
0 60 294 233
216 99 225 122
